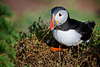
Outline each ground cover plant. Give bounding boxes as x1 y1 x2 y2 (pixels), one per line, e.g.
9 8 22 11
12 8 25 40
15 17 100 67
0 4 19 67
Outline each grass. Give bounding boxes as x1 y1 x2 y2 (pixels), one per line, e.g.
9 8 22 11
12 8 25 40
14 8 100 66
15 24 100 67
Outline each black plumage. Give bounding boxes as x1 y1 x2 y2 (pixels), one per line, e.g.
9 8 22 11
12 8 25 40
54 18 95 41
50 6 95 46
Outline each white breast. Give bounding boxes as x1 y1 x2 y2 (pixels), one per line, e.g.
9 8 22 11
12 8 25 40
52 29 83 46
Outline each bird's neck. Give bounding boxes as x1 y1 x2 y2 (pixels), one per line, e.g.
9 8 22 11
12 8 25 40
54 19 71 31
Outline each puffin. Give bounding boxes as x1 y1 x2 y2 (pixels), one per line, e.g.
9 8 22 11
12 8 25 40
50 6 95 51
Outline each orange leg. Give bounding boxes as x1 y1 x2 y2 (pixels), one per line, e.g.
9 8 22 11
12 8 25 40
50 44 63 51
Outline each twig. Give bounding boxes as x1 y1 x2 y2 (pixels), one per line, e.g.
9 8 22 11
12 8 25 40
77 43 80 60
33 49 50 59
59 46 61 67
17 59 27 65
75 43 80 67
40 29 50 42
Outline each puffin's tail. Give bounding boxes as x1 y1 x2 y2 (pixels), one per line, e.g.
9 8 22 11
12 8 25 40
87 21 95 30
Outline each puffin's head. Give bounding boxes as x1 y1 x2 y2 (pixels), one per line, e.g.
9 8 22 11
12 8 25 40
50 6 69 31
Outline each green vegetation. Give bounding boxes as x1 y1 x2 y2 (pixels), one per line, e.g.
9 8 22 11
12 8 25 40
0 4 19 67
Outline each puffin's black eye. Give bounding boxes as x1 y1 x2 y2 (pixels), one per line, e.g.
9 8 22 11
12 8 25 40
59 13 62 17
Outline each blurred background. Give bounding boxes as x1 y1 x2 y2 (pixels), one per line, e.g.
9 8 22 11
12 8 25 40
0 0 100 33
0 0 100 66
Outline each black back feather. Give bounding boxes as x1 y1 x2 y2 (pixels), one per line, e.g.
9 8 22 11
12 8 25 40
54 19 95 41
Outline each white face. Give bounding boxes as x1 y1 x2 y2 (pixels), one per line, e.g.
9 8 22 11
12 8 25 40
55 10 68 25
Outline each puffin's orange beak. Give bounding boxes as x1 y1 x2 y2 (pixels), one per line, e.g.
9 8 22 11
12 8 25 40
50 16 54 31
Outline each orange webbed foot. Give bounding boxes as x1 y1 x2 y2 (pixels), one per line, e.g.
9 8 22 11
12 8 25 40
50 44 63 51
50 47 62 51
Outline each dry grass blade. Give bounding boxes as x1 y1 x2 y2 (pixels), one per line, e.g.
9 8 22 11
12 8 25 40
40 29 50 42
15 19 100 67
